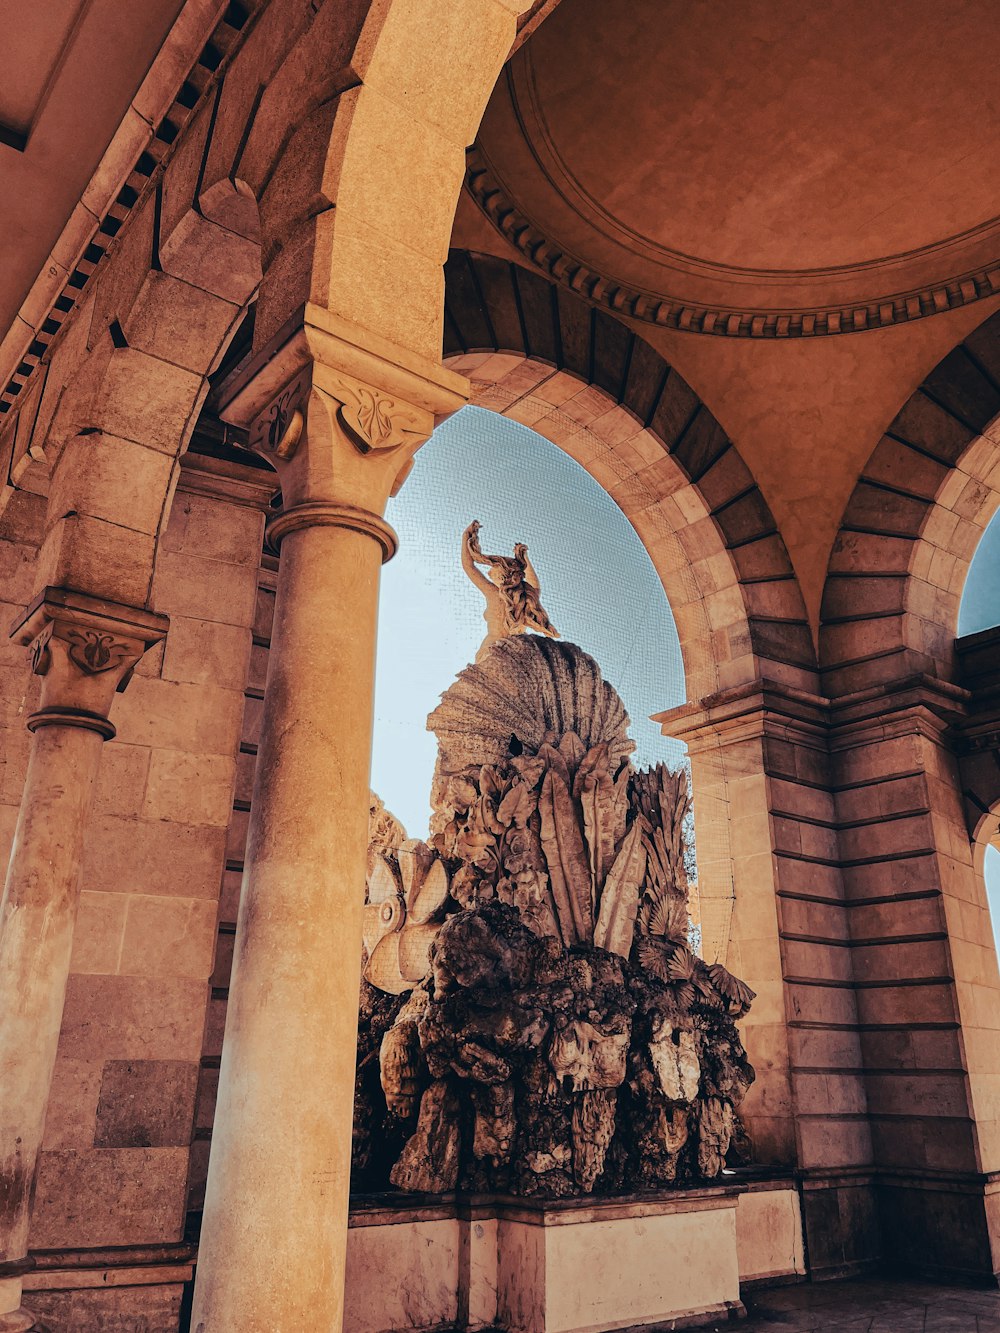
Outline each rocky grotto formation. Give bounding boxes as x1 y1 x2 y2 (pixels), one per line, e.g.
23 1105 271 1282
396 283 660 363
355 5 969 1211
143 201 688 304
352 525 754 1198
353 633 755 1198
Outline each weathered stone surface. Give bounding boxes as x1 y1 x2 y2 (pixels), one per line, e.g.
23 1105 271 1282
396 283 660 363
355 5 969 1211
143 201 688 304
26 1281 185 1333
31 1147 189 1247
354 633 755 1198
94 1060 198 1149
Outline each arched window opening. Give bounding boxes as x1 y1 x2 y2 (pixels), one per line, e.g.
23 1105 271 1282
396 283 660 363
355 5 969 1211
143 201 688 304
372 405 686 832
959 505 1000 639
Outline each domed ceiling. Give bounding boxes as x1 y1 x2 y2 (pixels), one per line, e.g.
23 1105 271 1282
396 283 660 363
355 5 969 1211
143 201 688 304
472 0 1000 336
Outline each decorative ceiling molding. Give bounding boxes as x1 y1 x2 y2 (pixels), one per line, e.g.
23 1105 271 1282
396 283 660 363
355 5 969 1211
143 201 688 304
466 146 1000 339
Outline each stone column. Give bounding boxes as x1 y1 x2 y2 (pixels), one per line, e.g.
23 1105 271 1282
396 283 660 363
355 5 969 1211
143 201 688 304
0 589 168 1333
659 677 879 1278
190 307 465 1333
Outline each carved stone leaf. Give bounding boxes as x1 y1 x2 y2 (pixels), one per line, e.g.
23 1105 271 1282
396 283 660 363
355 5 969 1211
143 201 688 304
364 933 410 995
558 731 586 773
666 945 695 983
367 856 401 905
708 962 757 1016
635 936 671 983
397 922 441 984
641 877 686 946
574 742 618 903
496 778 536 829
407 856 450 925
593 820 646 959
539 764 593 945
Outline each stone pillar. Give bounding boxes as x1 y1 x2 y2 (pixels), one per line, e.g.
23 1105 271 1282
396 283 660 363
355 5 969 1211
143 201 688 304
0 589 168 1332
190 307 465 1333
659 677 879 1277
830 674 1000 1281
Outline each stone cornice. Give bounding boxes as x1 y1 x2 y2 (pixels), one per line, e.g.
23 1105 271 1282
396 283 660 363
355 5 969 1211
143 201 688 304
10 588 169 652
656 672 975 753
655 677 830 752
466 146 1000 339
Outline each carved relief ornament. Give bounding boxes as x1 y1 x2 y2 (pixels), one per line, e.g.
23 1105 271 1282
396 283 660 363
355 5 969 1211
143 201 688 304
249 368 427 464
10 588 169 740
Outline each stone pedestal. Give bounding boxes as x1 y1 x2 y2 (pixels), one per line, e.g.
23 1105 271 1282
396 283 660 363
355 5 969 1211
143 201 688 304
491 1191 744 1333
344 1185 780 1333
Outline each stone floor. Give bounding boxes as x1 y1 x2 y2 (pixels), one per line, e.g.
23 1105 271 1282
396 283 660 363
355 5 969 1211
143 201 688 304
720 1277 1000 1331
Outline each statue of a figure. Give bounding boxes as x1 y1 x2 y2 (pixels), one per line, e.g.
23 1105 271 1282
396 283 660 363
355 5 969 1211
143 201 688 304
462 520 559 656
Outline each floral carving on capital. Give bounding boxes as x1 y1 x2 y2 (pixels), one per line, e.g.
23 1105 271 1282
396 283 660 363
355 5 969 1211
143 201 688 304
332 379 426 456
11 589 169 732
248 367 311 462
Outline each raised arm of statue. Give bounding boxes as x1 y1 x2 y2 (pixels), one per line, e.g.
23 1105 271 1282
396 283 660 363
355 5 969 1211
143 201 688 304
519 545 541 591
462 521 559 656
461 520 497 599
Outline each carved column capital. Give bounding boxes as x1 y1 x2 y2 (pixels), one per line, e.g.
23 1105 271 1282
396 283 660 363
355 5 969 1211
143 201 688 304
216 303 468 553
9 588 169 739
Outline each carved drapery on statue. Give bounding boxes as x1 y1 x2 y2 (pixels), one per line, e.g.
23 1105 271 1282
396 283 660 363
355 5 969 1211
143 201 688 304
352 539 754 1198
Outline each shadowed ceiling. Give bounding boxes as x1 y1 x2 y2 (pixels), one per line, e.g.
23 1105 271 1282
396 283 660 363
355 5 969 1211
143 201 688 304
458 0 1000 628
475 0 1000 324
0 0 185 341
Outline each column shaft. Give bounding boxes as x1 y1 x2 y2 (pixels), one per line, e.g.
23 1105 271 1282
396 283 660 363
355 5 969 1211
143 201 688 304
0 724 105 1321
192 521 382 1332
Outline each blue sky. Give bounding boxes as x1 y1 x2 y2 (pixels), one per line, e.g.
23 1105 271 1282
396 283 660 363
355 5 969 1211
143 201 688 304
959 510 1000 637
962 509 1000 952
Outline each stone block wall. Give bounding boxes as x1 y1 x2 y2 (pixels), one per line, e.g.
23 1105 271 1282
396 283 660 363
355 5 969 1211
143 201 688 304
187 549 276 1217
0 464 267 1326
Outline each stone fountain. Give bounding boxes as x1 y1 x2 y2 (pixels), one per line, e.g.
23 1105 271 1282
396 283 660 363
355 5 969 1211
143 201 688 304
347 524 762 1333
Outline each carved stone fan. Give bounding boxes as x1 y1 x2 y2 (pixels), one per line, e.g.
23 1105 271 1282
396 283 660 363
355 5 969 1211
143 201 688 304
428 636 635 780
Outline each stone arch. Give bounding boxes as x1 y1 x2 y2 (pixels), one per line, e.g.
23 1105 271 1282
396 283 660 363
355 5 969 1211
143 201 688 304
190 0 543 360
444 250 816 691
3 0 544 596
814 308 1000 1238
444 352 745 705
820 306 1000 695
32 195 263 610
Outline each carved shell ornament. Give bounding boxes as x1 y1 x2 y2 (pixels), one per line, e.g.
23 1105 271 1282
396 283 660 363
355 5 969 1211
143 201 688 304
428 635 635 781
364 839 452 995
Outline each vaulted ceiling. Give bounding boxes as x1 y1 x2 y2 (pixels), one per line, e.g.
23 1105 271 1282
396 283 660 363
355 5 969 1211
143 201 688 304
455 0 1000 624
